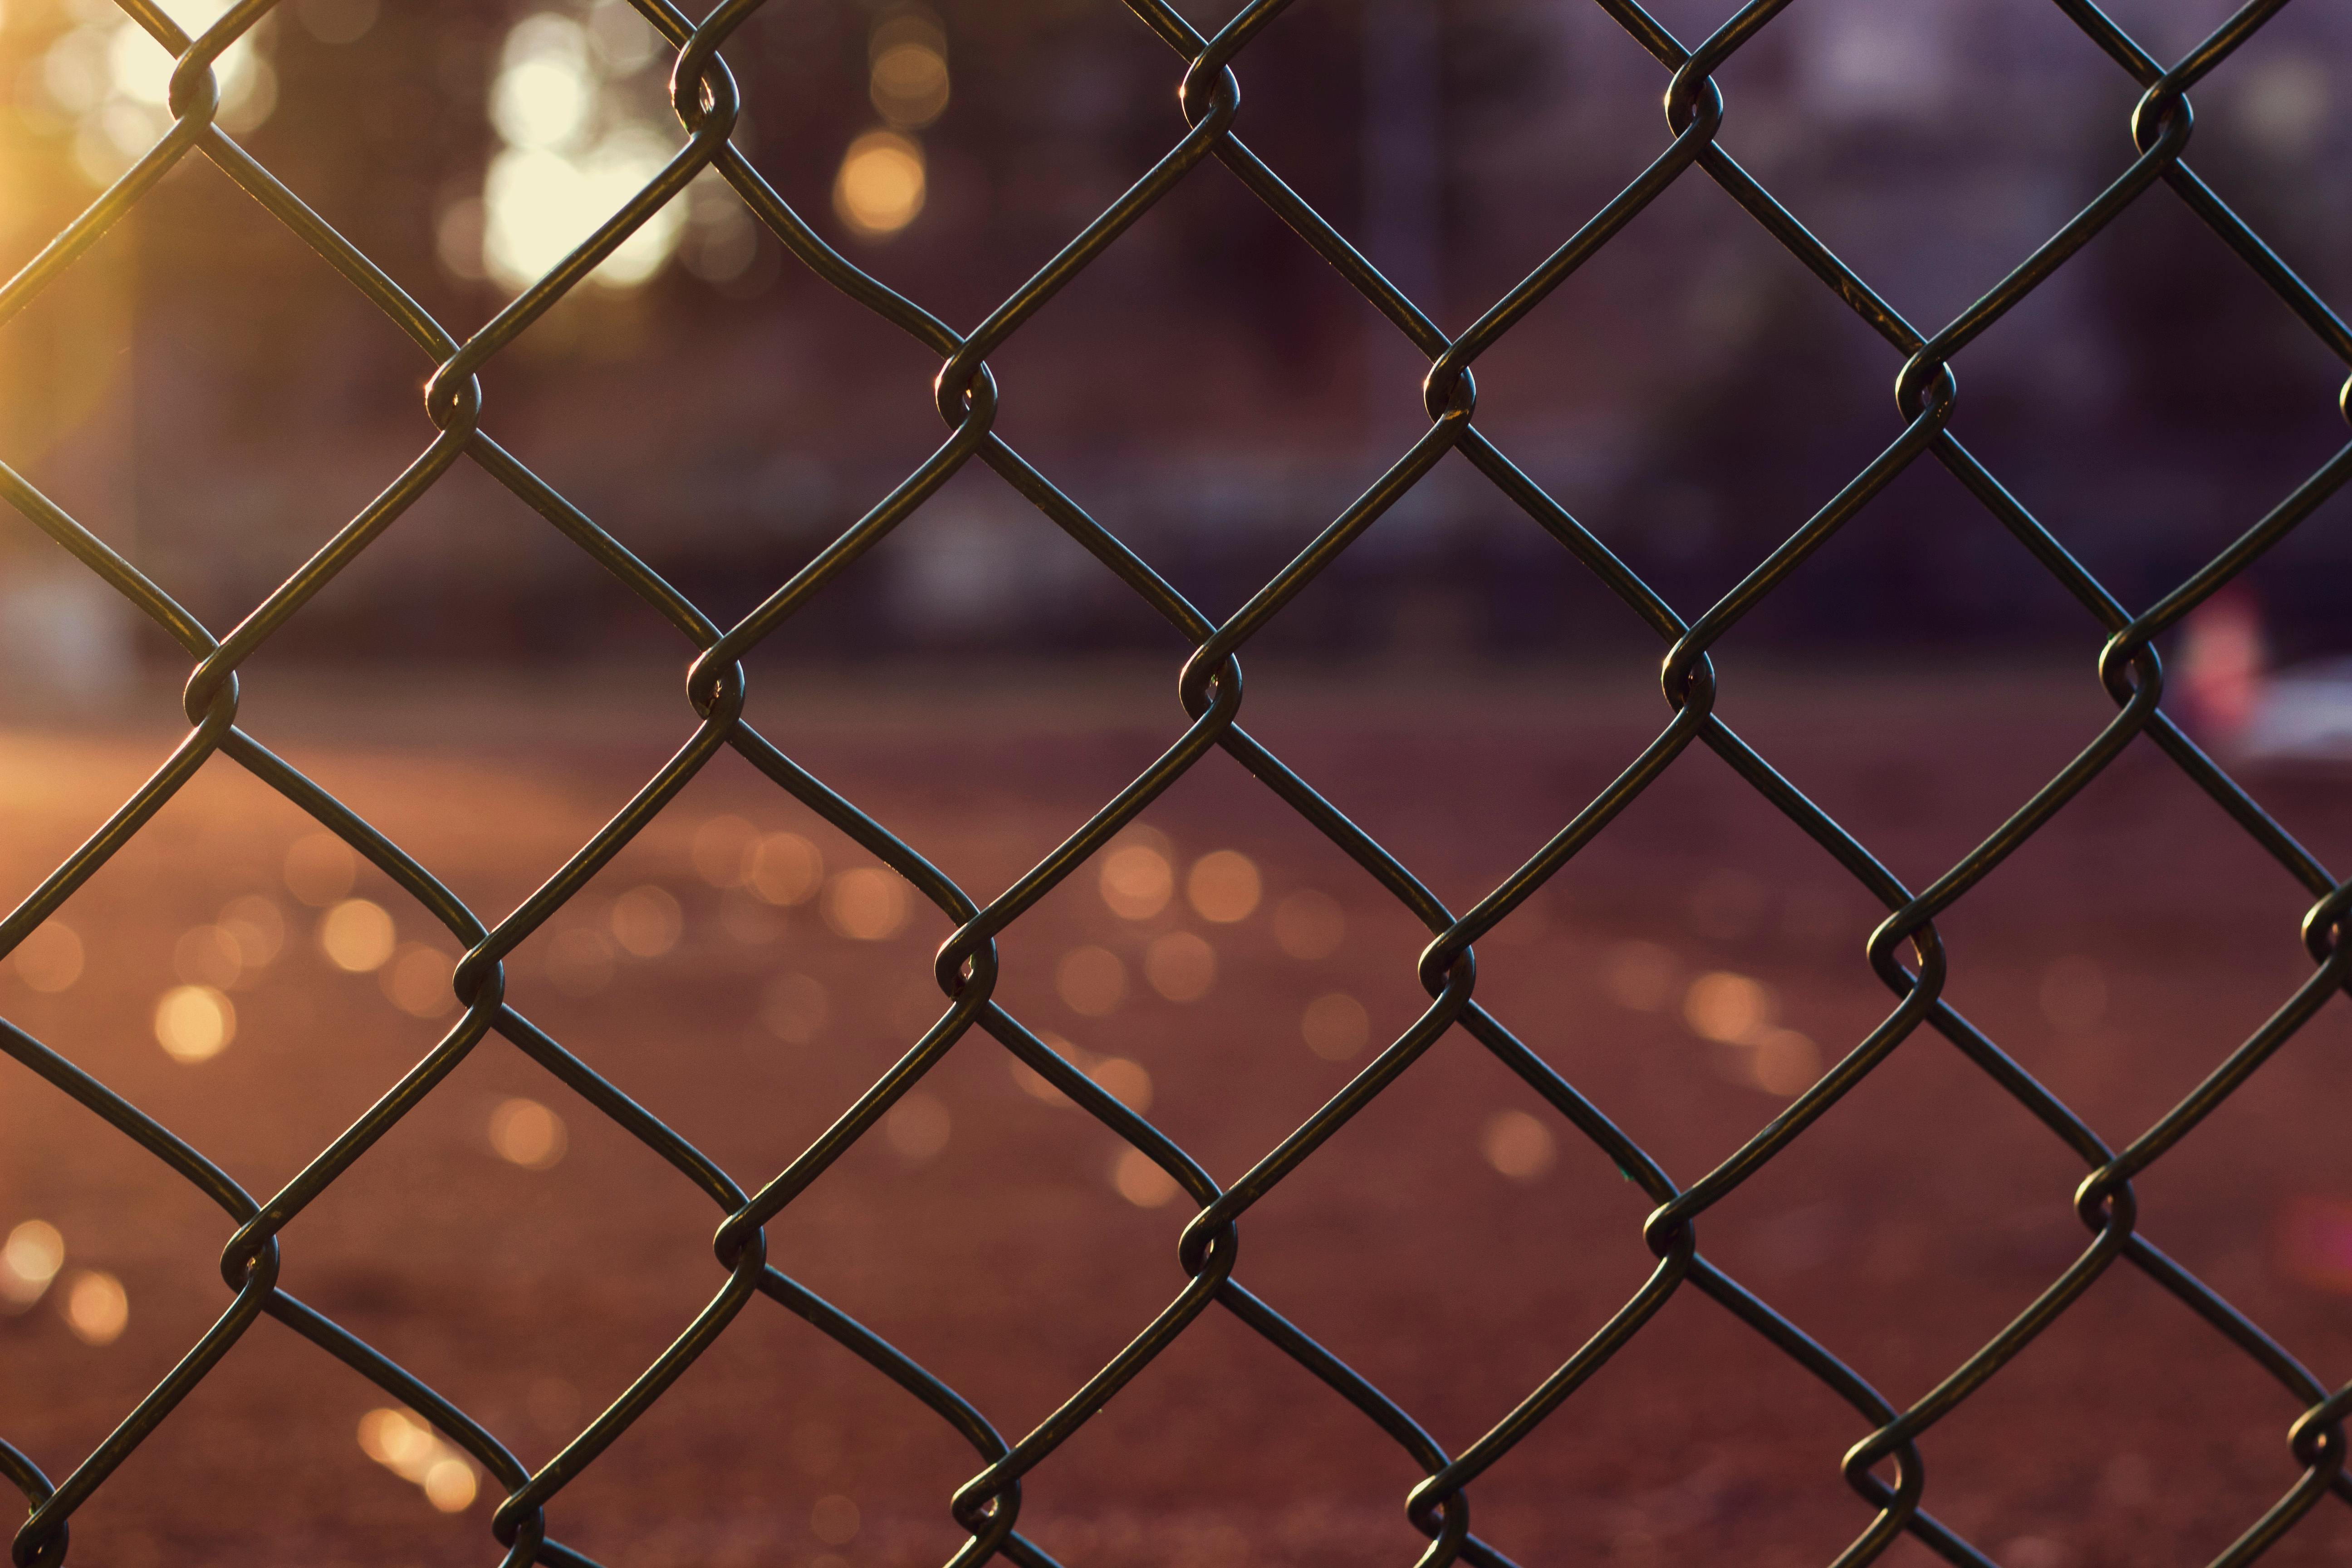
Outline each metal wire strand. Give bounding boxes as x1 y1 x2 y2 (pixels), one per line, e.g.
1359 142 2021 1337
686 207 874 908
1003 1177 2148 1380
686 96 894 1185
0 0 2347 1562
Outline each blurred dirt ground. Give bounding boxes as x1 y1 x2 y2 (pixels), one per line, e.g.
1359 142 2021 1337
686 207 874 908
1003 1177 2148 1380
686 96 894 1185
4 662 2352 1568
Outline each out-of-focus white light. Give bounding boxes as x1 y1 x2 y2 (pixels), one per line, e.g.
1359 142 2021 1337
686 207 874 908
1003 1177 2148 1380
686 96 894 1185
492 53 592 149
482 129 681 292
585 0 656 75
476 11 682 293
98 0 270 137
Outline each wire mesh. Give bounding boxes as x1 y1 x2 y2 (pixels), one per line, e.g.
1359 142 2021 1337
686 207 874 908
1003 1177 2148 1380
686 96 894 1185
2 0 2350 1563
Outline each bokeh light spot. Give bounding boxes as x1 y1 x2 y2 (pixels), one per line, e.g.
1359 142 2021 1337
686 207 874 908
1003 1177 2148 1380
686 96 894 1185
811 1493 861 1546
382 944 456 1019
609 884 682 957
747 831 824 905
1602 940 1676 1010
1186 851 1261 923
1481 1110 1555 1181
1301 992 1370 1061
11 921 83 993
63 1269 127 1345
832 129 925 239
691 815 759 887
1098 843 1173 920
1683 971 1771 1044
1111 1147 1179 1209
760 973 829 1044
1088 1056 1152 1113
885 1092 950 1162
1 1220 64 1309
1271 890 1344 959
284 833 358 906
321 898 397 973
823 867 908 941
1056 946 1126 1016
1142 931 1215 1001
154 985 234 1063
488 1098 568 1170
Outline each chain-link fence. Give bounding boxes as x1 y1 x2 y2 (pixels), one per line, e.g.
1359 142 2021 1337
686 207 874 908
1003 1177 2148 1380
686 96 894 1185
3 0 2350 1562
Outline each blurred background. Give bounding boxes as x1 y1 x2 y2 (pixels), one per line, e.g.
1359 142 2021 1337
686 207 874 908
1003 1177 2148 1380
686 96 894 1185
5 0 2352 1564
0 0 2348 682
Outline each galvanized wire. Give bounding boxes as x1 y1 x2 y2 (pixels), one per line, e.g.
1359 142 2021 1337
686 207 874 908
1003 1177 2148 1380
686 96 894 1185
2 0 2350 1562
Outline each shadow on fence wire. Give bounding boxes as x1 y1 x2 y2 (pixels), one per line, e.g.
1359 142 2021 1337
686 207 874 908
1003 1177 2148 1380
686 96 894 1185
2 0 2351 1562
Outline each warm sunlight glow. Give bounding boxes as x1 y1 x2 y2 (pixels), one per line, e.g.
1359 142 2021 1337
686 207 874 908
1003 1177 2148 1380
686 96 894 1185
478 10 681 291
218 894 285 968
491 16 593 149
40 0 275 185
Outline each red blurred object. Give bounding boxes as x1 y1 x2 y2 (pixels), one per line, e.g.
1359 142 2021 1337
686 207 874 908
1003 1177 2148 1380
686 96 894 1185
2177 587 2268 745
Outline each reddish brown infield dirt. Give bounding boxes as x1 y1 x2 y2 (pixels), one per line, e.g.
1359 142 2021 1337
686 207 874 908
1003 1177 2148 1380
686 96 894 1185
2 664 2351 1568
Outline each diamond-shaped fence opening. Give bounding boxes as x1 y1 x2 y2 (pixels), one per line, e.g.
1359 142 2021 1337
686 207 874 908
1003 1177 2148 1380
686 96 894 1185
1 0 2350 1561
